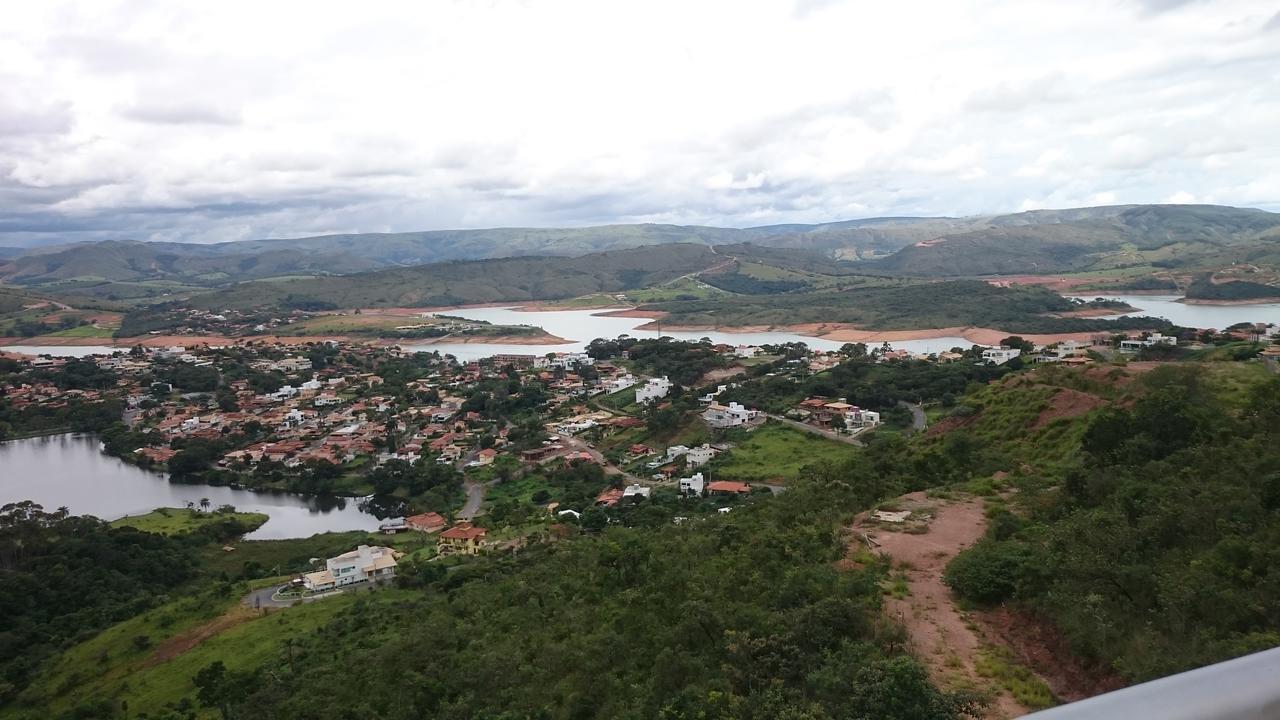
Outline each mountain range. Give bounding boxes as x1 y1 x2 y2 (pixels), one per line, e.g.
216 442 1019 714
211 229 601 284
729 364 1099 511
1 205 1277 301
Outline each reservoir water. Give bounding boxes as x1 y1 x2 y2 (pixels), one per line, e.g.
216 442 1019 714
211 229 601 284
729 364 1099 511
405 306 977 360
0 433 384 539
1067 295 1280 327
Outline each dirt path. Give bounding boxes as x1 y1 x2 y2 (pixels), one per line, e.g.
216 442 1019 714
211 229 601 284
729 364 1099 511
854 492 1027 719
143 605 257 667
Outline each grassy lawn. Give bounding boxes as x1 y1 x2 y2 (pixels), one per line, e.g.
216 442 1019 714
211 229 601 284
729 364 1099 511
486 476 555 505
111 508 268 535
711 421 859 484
623 277 725 303
41 324 117 338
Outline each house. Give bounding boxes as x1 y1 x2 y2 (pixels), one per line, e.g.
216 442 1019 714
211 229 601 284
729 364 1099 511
437 522 488 555
635 376 673 404
1119 333 1178 352
981 347 1022 365
845 407 881 428
302 545 398 591
475 448 498 466
708 480 751 495
623 484 652 501
405 511 448 533
702 401 759 429
685 444 718 467
679 472 706 496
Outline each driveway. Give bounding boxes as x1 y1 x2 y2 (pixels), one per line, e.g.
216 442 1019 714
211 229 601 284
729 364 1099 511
765 414 864 446
242 584 299 609
458 479 487 520
241 578 383 609
898 401 927 433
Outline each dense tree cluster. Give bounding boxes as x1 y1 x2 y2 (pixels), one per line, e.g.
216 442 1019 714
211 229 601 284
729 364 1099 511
0 502 256 705
201 477 982 720
945 368 1280 680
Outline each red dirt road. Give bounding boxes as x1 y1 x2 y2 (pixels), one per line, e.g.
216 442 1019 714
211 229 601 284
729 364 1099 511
857 492 1029 718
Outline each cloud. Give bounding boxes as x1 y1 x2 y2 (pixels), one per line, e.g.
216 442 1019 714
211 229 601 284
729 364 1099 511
0 0 1276 246
119 100 241 126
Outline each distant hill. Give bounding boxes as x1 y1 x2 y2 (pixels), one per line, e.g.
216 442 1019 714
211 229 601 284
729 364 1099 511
7 205 1278 292
191 243 724 310
869 205 1280 277
0 240 383 286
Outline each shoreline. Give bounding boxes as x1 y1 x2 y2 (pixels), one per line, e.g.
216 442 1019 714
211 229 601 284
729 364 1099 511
632 319 1106 346
1179 296 1280 306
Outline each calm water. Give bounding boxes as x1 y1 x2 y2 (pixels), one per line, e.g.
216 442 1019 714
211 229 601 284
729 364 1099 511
406 306 977 359
0 434 383 539
409 297 1280 361
1070 295 1280 327
1 344 119 357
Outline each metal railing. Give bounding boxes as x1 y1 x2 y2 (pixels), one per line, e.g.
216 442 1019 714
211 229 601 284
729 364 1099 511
1023 646 1280 720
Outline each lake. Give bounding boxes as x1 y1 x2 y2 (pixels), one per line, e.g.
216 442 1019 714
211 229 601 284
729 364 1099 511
0 433 385 539
1 344 120 357
405 306 978 360
1069 295 1280 327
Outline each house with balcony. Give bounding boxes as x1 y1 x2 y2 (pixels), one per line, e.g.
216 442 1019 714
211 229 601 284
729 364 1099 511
437 522 488 555
702 401 760 429
302 545 399 591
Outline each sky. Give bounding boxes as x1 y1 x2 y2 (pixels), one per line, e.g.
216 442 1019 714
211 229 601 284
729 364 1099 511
1 0 1278 246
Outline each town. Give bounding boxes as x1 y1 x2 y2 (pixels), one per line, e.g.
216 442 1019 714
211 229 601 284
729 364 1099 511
6 321 1278 573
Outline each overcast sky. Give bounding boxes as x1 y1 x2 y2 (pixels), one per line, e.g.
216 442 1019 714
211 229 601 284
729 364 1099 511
1 0 1278 245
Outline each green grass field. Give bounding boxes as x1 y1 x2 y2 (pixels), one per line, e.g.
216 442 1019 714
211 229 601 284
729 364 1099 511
622 277 726 303
711 421 859 483
111 508 269 535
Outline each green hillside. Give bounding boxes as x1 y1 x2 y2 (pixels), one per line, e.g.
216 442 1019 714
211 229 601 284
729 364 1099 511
643 280 1168 334
191 244 723 310
871 205 1280 277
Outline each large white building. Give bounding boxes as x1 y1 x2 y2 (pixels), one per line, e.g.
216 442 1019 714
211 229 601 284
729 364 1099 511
686 444 718 467
845 408 881 429
981 347 1022 365
636 376 673 404
1119 333 1178 352
702 401 759 429
679 472 706 496
302 545 398 591
535 352 595 370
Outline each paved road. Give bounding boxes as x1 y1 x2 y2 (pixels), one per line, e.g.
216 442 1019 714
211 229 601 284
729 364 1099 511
243 584 298 609
458 479 487 520
242 579 383 609
765 414 864 446
898 401 927 433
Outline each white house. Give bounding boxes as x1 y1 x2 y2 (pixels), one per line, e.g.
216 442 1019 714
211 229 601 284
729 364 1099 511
636 376 673 404
685 444 718 467
605 374 638 393
302 545 398 591
845 408 881 428
1120 333 1178 352
679 472 706 496
623 484 652 501
981 347 1022 365
666 445 690 461
535 352 595 370
702 401 759 429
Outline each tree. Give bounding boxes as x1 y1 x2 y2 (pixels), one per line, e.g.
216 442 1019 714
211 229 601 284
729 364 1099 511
199 497 211 512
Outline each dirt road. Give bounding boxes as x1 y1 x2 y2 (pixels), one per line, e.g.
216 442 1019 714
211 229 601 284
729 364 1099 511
857 492 1028 718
